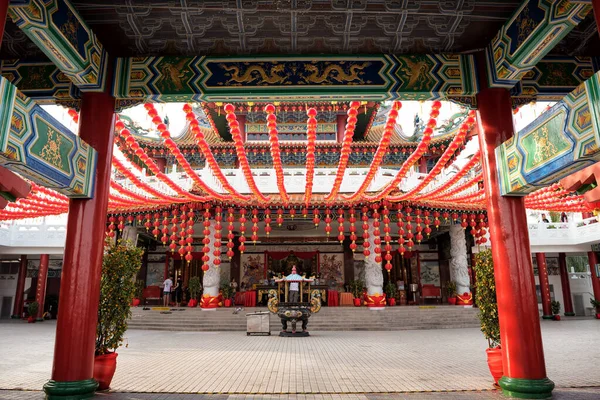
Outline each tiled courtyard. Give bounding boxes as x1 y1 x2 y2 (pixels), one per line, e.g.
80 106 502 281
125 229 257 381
0 320 598 398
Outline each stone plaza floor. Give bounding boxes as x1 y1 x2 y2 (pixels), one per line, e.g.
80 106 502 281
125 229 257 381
0 319 598 399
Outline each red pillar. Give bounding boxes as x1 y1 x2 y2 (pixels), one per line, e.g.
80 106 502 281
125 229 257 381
11 255 28 318
35 254 49 320
535 253 553 319
0 0 8 45
558 253 575 316
336 114 346 143
588 251 600 312
419 157 428 173
593 0 600 39
476 53 553 398
43 89 115 398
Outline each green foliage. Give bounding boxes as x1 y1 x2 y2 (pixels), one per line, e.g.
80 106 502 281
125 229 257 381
188 276 202 300
28 301 39 317
96 239 143 355
590 298 600 308
443 280 457 297
134 280 144 299
384 281 397 299
551 300 561 315
567 256 589 273
349 279 365 299
220 279 233 299
548 211 561 223
474 249 500 348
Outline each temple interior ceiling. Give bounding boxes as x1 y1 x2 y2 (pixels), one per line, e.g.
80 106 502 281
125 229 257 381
3 0 597 60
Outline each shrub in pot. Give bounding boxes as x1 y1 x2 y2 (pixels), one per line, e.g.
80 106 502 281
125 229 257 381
384 281 397 306
27 301 39 323
188 276 202 307
349 279 365 306
444 281 457 305
220 280 233 307
95 239 143 391
591 298 600 319
132 280 144 307
474 249 503 386
551 301 561 321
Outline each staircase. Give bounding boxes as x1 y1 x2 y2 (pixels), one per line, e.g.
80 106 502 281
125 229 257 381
128 305 480 332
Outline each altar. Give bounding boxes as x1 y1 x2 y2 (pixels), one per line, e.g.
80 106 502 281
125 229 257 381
256 284 329 305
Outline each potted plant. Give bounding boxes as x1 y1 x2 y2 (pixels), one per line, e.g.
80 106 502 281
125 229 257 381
590 298 600 319
384 281 397 306
551 300 561 321
349 279 365 306
188 276 201 307
444 281 457 305
474 249 503 386
95 239 143 391
27 301 38 323
132 280 144 307
220 280 233 307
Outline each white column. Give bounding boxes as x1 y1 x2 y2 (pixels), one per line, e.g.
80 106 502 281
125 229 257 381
449 223 470 294
203 220 220 297
364 223 383 296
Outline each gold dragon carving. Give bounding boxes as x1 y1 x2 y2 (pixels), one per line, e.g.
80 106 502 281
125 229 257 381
301 62 370 84
221 64 287 85
533 126 558 165
39 128 64 169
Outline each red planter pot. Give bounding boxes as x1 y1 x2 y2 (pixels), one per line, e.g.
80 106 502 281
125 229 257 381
448 297 457 305
27 316 35 323
131 298 141 307
94 352 118 391
353 298 361 307
188 299 197 307
387 298 396 306
596 313 600 319
224 299 232 307
553 315 561 321
486 347 503 386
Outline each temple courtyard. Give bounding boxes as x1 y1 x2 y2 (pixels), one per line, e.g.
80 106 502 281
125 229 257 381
0 319 598 399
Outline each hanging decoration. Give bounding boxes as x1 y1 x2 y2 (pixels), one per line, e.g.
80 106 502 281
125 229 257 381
224 104 270 203
397 204 406 255
201 205 211 271
343 101 401 202
226 207 235 259
349 208 357 252
337 208 345 244
362 206 370 257
238 208 247 254
361 101 442 202
265 104 289 204
265 208 272 236
304 108 318 206
325 101 361 201
213 206 222 267
183 104 250 202
251 208 259 244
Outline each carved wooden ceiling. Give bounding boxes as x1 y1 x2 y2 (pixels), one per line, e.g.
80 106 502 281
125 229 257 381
0 1 598 61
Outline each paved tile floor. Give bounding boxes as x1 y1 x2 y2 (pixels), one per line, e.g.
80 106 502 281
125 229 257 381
0 320 598 398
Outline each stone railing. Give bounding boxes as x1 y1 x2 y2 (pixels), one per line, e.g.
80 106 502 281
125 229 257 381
0 220 67 248
528 217 600 247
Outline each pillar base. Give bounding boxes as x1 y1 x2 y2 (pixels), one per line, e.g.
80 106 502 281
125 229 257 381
541 315 554 320
499 377 554 399
36 317 45 322
11 315 21 319
564 312 575 316
43 379 98 399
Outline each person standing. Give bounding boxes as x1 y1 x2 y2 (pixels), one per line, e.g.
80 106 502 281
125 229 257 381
288 265 300 303
174 276 183 307
163 276 173 307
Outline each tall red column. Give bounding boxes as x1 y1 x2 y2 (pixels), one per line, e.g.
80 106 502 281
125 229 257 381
11 255 28 318
0 0 8 45
337 114 346 143
43 87 115 398
35 254 50 321
535 253 553 319
476 53 553 398
588 251 600 313
558 253 575 316
593 0 600 38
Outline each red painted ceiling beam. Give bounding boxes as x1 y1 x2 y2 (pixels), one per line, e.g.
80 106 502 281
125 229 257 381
0 166 32 209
